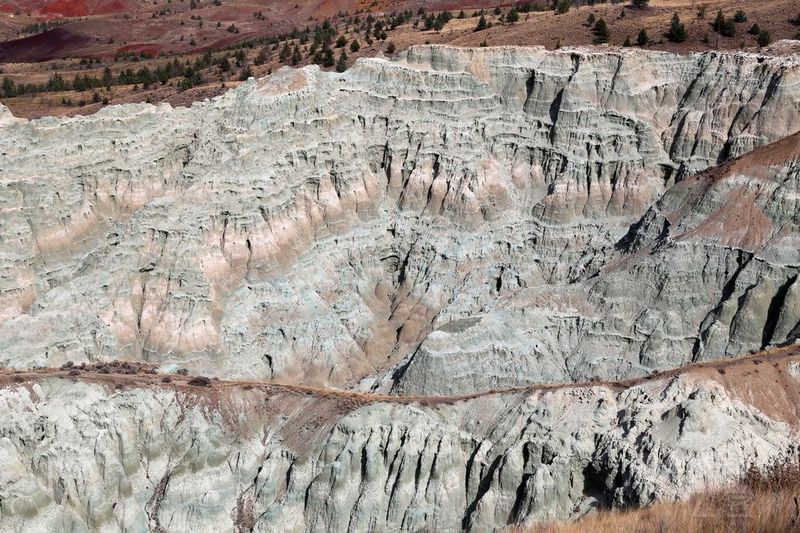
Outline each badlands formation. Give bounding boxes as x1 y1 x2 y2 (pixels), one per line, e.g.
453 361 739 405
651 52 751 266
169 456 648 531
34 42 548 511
2 44 800 531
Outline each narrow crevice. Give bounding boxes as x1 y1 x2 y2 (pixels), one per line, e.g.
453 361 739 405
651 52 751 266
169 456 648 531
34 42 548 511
762 274 798 348
462 454 504 530
693 250 753 362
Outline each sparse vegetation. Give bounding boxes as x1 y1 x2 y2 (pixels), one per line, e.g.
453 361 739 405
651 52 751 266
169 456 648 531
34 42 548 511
1 0 797 119
188 376 212 387
667 13 688 43
536 455 800 533
254 48 271 66
505 8 519 24
336 50 347 72
713 10 737 37
554 0 571 15
279 42 291 62
2 76 15 98
19 18 68 36
593 18 609 44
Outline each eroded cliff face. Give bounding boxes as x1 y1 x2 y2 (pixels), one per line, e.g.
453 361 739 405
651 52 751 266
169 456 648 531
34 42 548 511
2 350 799 532
2 45 800 531
2 46 800 394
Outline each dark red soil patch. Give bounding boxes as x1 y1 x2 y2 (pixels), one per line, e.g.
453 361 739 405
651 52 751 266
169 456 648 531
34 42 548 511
0 27 90 62
39 0 87 17
35 0 125 16
198 33 253 52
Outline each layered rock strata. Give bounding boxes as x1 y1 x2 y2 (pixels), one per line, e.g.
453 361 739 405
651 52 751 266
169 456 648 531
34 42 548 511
1 46 800 394
1 348 798 532
2 45 800 531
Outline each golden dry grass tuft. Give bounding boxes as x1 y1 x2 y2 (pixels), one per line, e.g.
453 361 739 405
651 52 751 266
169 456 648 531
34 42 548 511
528 457 800 533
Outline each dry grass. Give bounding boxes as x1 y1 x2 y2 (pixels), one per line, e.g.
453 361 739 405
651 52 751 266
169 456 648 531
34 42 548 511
531 457 800 533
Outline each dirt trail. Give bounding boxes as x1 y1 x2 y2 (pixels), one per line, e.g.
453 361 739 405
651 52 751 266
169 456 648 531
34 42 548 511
3 343 800 408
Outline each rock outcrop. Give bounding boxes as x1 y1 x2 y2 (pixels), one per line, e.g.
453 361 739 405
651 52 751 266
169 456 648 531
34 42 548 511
2 44 800 531
2 46 800 393
1 349 799 532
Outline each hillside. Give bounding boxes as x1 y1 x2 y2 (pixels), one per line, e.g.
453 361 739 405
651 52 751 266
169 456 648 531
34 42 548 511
2 43 800 530
1 0 799 118
2 344 800 530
